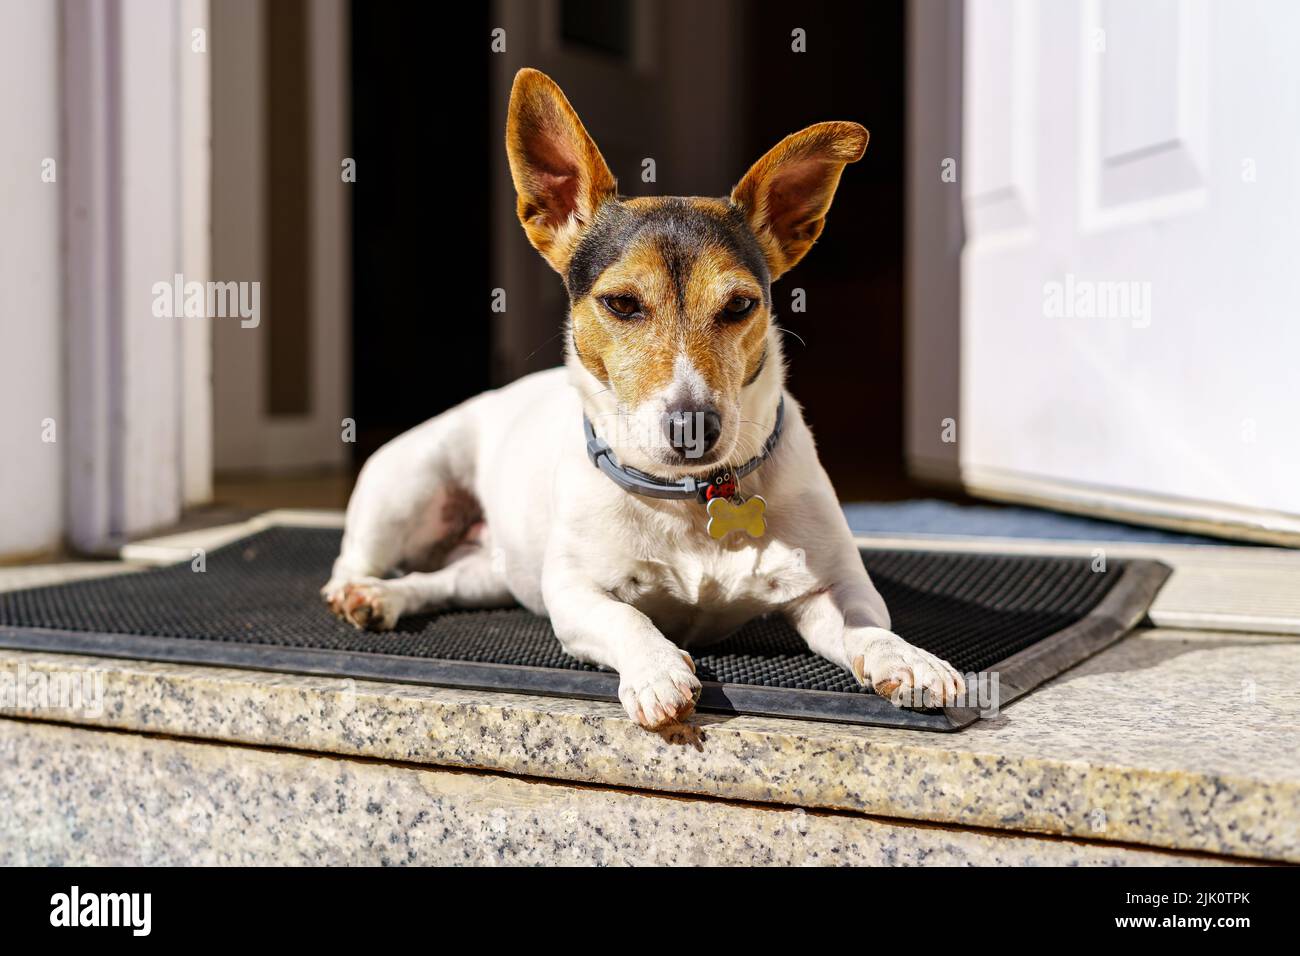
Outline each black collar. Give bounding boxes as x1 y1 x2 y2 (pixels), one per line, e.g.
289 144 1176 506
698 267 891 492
583 397 786 502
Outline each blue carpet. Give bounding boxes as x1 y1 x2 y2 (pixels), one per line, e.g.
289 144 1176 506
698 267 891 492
841 499 1248 546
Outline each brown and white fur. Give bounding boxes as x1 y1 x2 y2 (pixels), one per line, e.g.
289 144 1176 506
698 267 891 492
323 68 965 730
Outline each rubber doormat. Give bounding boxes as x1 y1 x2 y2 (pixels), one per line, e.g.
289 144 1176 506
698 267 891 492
0 526 1169 730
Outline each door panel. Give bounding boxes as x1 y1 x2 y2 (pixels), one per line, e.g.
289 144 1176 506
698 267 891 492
1087 0 1207 214
963 0 1036 238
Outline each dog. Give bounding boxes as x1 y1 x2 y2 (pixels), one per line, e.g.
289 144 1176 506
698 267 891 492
323 68 965 730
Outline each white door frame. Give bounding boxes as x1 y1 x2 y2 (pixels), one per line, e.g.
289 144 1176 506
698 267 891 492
905 0 964 487
62 0 213 554
209 0 350 476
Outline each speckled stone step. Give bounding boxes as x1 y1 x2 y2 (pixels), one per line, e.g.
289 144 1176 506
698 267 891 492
1 628 1296 861
0 718 1242 867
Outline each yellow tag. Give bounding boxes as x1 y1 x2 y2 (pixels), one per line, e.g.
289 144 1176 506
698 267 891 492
706 495 767 540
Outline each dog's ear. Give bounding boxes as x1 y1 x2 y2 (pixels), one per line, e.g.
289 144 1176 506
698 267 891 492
506 68 618 273
730 122 868 280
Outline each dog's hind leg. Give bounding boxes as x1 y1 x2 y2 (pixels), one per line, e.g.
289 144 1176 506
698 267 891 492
334 540 513 631
323 398 485 616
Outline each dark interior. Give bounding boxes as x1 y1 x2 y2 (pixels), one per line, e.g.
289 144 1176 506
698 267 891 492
350 1 923 500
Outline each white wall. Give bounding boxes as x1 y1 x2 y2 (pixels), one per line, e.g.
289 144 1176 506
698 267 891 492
0 0 62 556
1 0 212 558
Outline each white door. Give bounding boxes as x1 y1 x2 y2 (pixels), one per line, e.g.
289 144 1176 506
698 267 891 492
961 0 1300 543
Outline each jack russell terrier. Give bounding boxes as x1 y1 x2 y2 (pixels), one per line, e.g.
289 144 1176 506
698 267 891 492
323 68 965 730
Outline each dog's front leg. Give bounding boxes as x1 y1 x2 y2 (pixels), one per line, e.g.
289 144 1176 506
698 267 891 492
544 571 701 730
786 581 966 707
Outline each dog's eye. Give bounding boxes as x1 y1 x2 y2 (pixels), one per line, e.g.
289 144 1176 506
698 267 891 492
720 295 756 320
601 295 642 319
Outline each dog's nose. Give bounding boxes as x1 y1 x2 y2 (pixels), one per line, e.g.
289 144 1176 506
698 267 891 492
663 406 722 458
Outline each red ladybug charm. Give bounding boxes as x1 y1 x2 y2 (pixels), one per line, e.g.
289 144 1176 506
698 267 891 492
705 473 737 500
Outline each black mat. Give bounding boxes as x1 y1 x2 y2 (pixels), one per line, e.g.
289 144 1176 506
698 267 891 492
0 526 1169 730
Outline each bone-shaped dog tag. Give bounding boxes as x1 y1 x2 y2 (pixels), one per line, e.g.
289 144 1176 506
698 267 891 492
706 495 767 540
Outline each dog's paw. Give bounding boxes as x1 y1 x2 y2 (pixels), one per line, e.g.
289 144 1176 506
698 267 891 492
846 627 965 708
618 648 702 730
328 578 404 631
321 578 349 614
